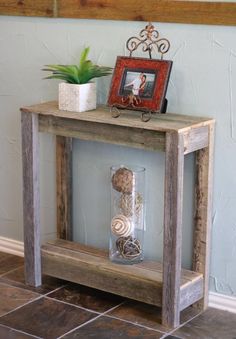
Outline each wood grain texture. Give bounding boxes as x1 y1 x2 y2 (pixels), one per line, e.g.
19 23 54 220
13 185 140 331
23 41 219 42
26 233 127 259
0 0 54 17
41 240 203 309
21 111 41 287
162 131 184 328
56 136 73 240
46 238 203 285
183 125 209 155
179 277 203 311
21 101 213 133
56 0 236 26
39 115 165 152
192 122 215 310
1 0 236 26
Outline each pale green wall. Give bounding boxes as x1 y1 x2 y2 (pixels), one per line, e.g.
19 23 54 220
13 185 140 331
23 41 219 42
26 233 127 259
0 16 236 296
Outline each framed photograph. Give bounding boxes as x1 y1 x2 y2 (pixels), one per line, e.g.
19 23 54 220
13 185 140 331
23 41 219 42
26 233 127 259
108 56 172 113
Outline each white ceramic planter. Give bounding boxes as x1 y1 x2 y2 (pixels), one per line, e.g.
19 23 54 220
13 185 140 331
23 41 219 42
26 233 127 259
59 82 96 113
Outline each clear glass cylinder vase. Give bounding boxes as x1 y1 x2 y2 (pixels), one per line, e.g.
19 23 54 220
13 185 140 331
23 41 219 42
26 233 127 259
109 165 145 264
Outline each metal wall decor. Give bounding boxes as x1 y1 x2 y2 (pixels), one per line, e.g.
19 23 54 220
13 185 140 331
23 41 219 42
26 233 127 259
108 22 172 122
126 22 170 60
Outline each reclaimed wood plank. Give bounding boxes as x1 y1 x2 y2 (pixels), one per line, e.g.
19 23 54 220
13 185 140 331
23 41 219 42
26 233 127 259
183 125 209 155
46 239 203 285
21 102 213 133
21 101 210 124
48 238 109 257
192 122 215 310
0 0 54 17
162 131 184 328
56 0 236 26
42 243 163 306
41 240 203 309
21 111 41 287
1 0 236 26
39 115 166 152
179 277 203 311
56 136 73 240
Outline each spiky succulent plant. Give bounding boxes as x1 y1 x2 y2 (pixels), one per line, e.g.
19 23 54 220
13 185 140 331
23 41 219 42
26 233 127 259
42 47 112 84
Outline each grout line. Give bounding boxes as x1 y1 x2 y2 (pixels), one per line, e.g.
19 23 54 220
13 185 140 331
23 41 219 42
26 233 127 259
43 284 68 297
0 273 68 298
160 334 167 339
100 299 167 334
0 294 44 319
57 313 103 339
102 300 127 316
166 309 204 337
0 323 42 339
161 333 183 339
58 297 166 336
57 300 127 338
44 295 100 315
105 313 166 334
0 280 42 296
0 265 24 278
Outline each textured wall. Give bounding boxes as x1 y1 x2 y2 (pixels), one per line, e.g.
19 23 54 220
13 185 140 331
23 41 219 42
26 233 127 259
0 16 235 296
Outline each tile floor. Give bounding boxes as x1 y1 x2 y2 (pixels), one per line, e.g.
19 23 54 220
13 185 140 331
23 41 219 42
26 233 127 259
0 251 235 339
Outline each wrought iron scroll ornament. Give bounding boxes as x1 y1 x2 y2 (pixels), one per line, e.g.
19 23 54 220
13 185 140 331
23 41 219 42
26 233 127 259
126 22 170 60
111 105 152 122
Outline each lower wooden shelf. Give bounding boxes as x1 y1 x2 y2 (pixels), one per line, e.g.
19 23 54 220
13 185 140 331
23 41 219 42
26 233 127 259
41 239 203 311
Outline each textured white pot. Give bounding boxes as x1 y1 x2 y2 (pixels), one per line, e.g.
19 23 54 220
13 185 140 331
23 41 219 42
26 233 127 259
59 82 96 113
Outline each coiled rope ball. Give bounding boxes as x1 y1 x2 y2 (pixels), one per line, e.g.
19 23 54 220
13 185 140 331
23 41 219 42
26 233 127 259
111 214 132 237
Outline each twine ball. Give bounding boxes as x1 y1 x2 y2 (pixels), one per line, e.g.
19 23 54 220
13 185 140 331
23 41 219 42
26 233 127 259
116 236 142 259
112 167 134 194
111 214 132 237
119 192 143 218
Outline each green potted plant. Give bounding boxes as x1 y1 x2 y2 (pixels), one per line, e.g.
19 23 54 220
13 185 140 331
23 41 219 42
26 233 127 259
43 47 112 113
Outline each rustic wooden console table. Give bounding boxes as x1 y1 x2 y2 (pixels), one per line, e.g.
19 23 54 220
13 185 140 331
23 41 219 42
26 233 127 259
21 101 215 328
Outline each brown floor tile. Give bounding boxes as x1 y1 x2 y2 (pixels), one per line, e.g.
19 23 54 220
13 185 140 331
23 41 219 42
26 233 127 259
0 253 24 275
48 283 124 313
63 315 163 338
0 252 16 261
180 306 201 323
0 283 40 317
172 307 236 339
107 300 200 332
0 266 65 294
0 297 97 339
0 324 38 338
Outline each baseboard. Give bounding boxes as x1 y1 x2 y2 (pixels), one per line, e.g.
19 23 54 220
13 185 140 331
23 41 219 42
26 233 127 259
209 292 236 314
0 236 24 257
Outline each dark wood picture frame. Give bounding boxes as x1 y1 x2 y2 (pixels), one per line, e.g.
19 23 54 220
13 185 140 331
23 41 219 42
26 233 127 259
108 56 172 113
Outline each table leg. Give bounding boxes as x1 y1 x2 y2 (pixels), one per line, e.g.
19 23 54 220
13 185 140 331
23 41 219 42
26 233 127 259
193 122 215 310
162 131 184 328
21 111 41 287
56 136 73 240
